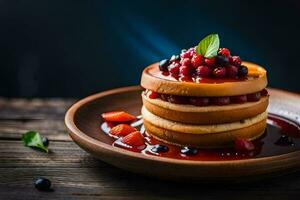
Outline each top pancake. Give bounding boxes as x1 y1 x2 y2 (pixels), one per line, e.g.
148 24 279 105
140 61 267 97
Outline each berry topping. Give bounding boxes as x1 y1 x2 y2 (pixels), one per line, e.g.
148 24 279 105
234 138 255 152
168 95 188 104
160 94 170 101
169 64 180 78
102 111 136 122
180 146 199 155
151 144 169 153
110 124 137 137
231 56 242 66
215 55 229 66
218 48 231 57
238 65 248 77
211 97 230 105
196 66 212 77
121 131 145 147
148 90 159 99
159 59 169 72
231 95 247 104
204 57 215 67
189 97 210 106
261 89 268 96
180 65 193 76
226 65 238 78
181 51 191 59
191 55 204 68
247 92 261 102
213 67 226 78
181 58 191 67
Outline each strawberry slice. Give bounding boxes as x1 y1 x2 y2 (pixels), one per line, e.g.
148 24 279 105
234 138 255 152
109 124 137 137
121 131 145 146
102 111 136 122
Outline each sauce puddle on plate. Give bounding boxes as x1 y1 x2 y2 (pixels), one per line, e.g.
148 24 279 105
101 114 300 161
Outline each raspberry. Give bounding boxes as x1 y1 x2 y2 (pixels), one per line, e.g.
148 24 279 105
231 56 242 66
169 63 180 77
226 65 238 78
189 97 210 106
181 51 191 59
204 57 215 67
213 67 226 78
191 55 204 68
196 66 212 77
180 65 193 76
218 48 231 57
181 58 191 67
148 91 159 99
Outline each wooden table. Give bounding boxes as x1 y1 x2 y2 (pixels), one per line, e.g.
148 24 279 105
1 98 300 200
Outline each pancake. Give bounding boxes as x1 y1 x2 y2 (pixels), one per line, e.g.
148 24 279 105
140 61 267 97
142 93 269 124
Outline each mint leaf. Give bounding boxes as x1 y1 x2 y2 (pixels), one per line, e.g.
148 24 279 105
22 131 48 153
196 34 220 58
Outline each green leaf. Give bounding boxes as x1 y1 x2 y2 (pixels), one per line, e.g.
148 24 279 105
196 34 220 58
22 131 48 153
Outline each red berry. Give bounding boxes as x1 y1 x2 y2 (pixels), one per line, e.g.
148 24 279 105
121 131 145 146
168 95 188 104
181 58 191 67
179 75 193 82
231 56 242 66
102 111 136 122
191 55 204 68
181 51 191 59
189 97 210 106
180 65 192 76
226 65 238 78
211 97 230 105
234 138 255 152
247 92 261 102
204 57 215 67
213 67 226 78
169 63 180 76
196 66 212 77
110 124 137 137
148 91 159 99
231 95 247 104
218 48 231 57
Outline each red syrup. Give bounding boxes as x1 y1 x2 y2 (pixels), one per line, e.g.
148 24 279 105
100 114 300 161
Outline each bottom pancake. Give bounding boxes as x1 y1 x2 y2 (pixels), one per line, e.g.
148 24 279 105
143 119 267 148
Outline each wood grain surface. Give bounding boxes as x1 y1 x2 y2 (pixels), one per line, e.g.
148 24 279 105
1 95 300 200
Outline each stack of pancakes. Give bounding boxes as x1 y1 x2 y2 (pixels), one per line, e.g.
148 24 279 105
141 62 268 148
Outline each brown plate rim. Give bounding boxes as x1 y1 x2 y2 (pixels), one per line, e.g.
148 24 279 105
65 85 300 166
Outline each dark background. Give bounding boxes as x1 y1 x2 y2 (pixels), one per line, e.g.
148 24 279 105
1 0 300 98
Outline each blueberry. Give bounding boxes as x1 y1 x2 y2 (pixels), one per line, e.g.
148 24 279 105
34 177 51 191
215 55 229 66
180 146 199 155
42 137 49 147
275 135 295 146
159 59 170 72
151 144 169 153
170 55 180 62
238 65 248 77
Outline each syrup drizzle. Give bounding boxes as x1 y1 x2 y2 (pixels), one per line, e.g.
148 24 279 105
101 114 300 161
